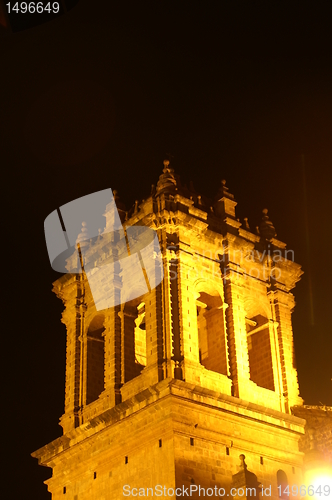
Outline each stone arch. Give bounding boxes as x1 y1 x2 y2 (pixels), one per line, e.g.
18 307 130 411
121 282 148 306
86 314 105 405
194 279 228 376
277 470 289 499
243 296 271 320
194 278 225 303
244 297 274 391
122 292 148 383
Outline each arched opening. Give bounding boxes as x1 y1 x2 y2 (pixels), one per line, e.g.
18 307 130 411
277 470 289 499
246 314 274 391
134 301 147 367
123 297 147 383
196 290 228 375
86 314 105 405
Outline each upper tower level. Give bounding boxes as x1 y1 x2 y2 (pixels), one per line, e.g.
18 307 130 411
54 160 303 434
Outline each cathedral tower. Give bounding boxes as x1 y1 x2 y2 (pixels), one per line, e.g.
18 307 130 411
33 161 306 499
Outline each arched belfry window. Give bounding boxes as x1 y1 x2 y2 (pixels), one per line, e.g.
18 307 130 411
196 290 228 376
86 314 105 405
277 470 289 499
134 302 147 367
123 297 147 383
246 313 274 391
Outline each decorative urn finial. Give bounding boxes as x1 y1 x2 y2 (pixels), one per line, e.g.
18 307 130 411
214 179 237 218
259 208 277 240
239 454 247 470
76 221 90 248
156 159 177 195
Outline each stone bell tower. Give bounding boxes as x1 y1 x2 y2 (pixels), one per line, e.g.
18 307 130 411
33 161 306 499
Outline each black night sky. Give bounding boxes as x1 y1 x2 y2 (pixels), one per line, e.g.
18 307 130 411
1 1 331 498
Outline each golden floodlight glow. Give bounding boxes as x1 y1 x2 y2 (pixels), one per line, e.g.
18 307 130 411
305 468 332 499
312 475 332 498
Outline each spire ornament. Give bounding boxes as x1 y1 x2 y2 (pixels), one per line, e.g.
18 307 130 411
231 454 262 498
156 159 177 195
214 179 237 219
215 179 235 201
76 221 90 248
112 189 126 222
259 208 276 240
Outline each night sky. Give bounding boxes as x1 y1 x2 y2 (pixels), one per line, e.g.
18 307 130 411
1 1 331 498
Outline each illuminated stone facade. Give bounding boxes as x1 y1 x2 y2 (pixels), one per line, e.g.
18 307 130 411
33 161 310 499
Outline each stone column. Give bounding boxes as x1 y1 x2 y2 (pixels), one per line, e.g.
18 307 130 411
144 281 164 384
223 264 250 399
161 231 184 380
57 276 83 433
103 268 122 407
160 232 174 380
143 228 165 384
270 286 301 412
177 254 200 371
169 248 183 380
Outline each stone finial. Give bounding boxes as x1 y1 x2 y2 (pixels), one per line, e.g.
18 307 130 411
76 221 90 248
156 159 177 195
112 189 126 212
216 179 235 201
214 179 237 218
244 217 250 229
239 454 247 470
232 453 261 494
259 208 276 240
110 189 126 224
